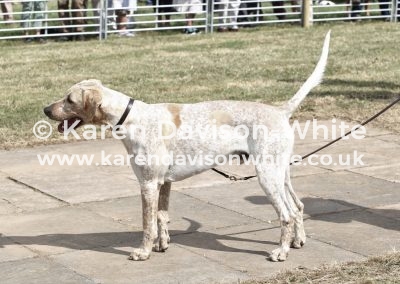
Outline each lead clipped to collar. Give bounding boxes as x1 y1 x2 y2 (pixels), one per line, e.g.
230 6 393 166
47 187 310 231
115 98 135 127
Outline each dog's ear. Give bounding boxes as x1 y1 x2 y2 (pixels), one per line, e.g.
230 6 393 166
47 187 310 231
82 87 107 124
85 79 103 87
82 87 102 112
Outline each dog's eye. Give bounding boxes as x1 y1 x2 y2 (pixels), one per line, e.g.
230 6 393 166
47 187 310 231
66 96 74 104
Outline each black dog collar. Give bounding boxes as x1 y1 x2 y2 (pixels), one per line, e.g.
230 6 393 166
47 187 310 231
115 98 135 127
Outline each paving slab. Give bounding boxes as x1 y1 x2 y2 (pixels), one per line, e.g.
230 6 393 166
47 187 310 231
0 257 95 284
0 207 135 256
181 180 354 223
375 134 400 145
4 164 236 205
0 235 37 263
0 199 18 215
214 160 330 181
80 191 257 233
290 120 398 172
366 203 400 220
50 139 124 157
348 163 400 183
8 168 140 204
51 140 235 186
1 141 235 201
309 136 400 171
51 244 248 284
0 174 63 214
173 223 364 278
305 210 400 256
0 141 140 203
0 146 62 172
292 119 389 145
292 118 392 144
181 181 278 222
173 170 236 189
292 171 400 208
293 119 347 145
363 126 393 137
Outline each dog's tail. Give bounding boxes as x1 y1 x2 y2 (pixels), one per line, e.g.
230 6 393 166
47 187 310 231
282 31 331 118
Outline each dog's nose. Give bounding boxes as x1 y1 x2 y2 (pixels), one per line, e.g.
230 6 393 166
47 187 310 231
43 106 52 117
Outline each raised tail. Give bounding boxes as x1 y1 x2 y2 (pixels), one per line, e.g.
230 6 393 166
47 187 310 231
282 31 331 118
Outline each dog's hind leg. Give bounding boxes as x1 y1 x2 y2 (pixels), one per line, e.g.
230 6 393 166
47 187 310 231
129 181 160 261
154 182 171 252
255 161 295 262
284 166 306 249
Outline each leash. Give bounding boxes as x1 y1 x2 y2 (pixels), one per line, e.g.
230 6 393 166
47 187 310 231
212 95 400 181
211 167 257 181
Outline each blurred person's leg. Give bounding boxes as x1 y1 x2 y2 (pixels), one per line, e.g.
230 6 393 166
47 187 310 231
378 0 390 17
72 0 88 33
398 1 400 20
272 0 286 20
127 0 137 29
217 0 229 31
228 0 240 30
116 9 127 30
58 0 71 33
1 1 13 21
350 0 362 19
21 0 32 39
116 9 134 36
21 1 32 28
92 0 100 17
107 0 116 29
291 0 299 13
91 0 100 31
33 0 46 41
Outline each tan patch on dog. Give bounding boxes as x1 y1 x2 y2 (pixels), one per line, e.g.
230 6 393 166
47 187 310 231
210 110 234 126
92 105 107 125
167 104 182 129
82 88 106 124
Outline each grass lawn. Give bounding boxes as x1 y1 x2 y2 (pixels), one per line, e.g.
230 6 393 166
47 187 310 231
248 252 400 284
0 21 399 149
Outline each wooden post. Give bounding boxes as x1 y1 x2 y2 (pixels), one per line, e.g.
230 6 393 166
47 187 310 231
302 0 312 27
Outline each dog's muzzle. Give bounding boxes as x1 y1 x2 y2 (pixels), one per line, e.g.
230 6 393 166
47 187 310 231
43 105 84 133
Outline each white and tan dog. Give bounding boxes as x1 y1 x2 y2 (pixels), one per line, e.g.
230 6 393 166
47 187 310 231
44 31 330 262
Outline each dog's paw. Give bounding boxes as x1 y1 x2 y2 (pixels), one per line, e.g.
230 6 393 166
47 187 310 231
291 235 306 249
269 247 289 262
153 242 168 252
128 248 151 261
291 228 306 249
153 231 170 252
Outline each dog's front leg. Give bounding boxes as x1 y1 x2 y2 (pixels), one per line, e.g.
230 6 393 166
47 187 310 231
129 181 160 261
154 182 171 252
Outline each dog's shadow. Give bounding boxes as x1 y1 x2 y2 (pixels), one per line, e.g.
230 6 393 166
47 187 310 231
245 195 400 232
0 218 277 258
4 197 397 258
316 79 400 100
278 78 400 100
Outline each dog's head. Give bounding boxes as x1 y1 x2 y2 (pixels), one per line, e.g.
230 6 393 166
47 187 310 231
44 79 107 133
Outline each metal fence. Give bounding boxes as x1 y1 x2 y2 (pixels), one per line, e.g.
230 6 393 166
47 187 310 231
0 0 398 41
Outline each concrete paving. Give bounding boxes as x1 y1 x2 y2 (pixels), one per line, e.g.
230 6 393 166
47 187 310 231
0 121 399 283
